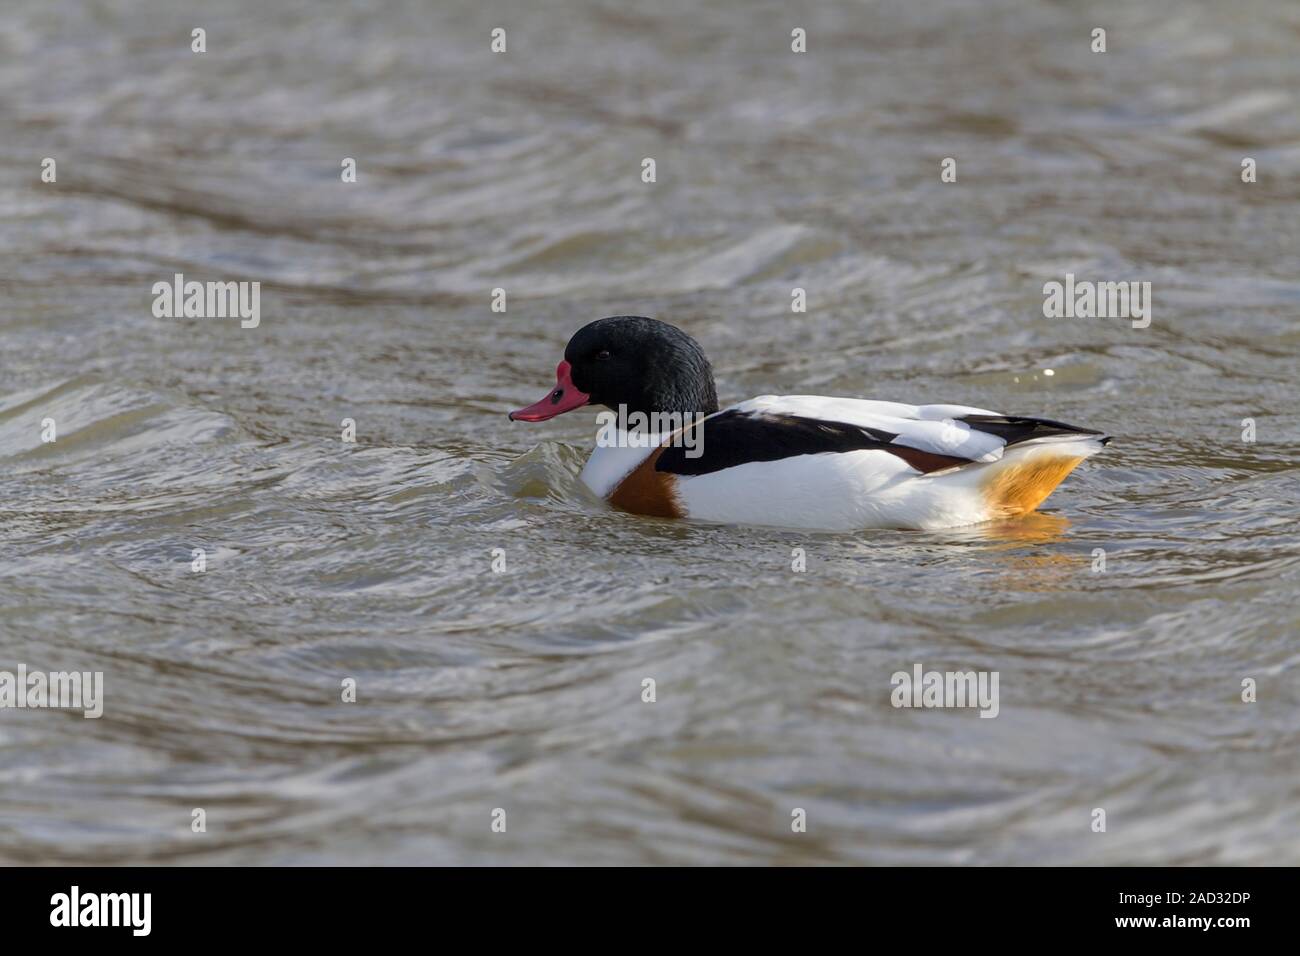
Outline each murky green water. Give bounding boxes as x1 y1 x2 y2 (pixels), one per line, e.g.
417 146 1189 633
1 0 1297 864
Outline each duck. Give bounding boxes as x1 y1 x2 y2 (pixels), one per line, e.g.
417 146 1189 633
509 316 1110 531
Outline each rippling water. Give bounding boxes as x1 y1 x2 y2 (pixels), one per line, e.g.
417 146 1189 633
2 0 1298 864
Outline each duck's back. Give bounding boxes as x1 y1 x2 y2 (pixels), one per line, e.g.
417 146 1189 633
585 395 1109 531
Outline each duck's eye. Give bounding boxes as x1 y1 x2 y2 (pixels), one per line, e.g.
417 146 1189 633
595 349 611 361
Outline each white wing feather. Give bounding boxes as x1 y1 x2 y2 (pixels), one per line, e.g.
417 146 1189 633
727 394 1008 462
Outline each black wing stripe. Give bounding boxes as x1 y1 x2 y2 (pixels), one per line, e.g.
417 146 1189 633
655 411 969 477
960 414 1103 447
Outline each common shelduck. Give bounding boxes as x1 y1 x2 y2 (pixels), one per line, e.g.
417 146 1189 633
510 316 1110 531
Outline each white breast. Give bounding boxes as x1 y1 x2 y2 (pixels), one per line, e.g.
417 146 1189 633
578 434 662 498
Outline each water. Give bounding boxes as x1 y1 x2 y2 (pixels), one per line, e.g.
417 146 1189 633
2 0 1297 864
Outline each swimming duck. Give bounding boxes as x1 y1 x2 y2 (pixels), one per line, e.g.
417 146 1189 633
510 316 1109 531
